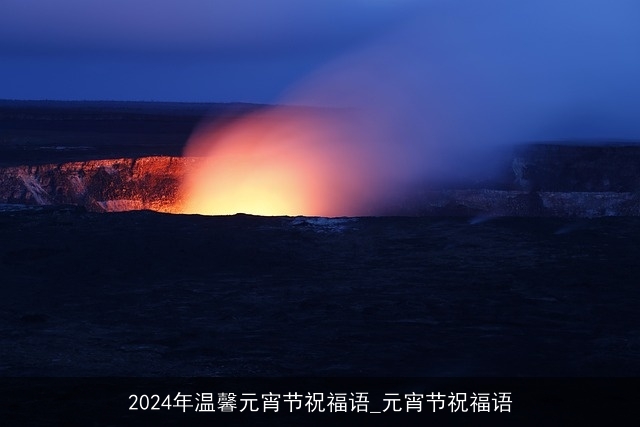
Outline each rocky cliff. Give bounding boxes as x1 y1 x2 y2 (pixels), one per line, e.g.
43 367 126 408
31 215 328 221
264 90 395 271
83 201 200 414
3 101 639 217
510 144 640 192
395 143 640 217
0 156 199 213
1 144 640 217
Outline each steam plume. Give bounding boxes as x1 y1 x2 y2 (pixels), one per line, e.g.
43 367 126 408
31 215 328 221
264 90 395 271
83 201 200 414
182 0 640 216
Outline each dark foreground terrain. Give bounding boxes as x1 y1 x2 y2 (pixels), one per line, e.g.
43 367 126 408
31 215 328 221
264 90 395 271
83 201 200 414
1 208 638 377
2 100 640 424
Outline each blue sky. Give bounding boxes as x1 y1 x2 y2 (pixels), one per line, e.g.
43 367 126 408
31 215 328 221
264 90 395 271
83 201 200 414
3 0 640 195
1 0 639 145
0 0 419 103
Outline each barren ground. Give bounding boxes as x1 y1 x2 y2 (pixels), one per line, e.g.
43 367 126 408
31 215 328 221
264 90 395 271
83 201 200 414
1 209 638 377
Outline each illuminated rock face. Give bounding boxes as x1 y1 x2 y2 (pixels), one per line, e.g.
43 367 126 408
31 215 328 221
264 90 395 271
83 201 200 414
1 145 640 216
0 156 200 212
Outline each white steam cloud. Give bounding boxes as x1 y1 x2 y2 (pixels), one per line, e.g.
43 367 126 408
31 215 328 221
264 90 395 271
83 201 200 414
183 0 640 216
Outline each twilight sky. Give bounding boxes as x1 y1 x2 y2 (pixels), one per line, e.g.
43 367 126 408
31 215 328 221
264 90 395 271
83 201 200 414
0 0 421 103
1 0 639 144
3 0 640 208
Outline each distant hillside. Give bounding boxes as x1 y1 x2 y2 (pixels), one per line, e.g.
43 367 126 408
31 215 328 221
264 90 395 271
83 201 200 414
0 100 269 166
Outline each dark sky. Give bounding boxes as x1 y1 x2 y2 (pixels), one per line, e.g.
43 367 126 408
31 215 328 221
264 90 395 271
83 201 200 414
0 0 420 103
3 0 640 207
1 0 639 146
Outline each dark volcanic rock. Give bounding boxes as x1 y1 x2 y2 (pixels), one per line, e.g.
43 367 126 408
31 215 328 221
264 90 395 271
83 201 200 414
2 100 640 216
0 100 265 166
511 144 640 192
2 148 640 216
0 209 639 376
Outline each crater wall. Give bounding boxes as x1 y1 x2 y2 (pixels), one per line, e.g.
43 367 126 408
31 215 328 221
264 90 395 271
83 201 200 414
0 156 200 213
1 145 639 216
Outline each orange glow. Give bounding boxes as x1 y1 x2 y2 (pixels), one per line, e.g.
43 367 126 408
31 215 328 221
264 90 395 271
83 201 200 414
179 108 379 217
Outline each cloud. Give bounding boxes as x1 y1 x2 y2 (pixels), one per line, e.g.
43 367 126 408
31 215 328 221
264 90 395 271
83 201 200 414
180 0 640 216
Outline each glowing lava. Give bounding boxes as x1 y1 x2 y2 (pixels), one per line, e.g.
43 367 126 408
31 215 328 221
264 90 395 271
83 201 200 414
179 108 380 217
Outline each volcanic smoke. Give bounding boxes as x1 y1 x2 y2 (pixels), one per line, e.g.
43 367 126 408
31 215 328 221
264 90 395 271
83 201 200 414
180 0 640 217
180 108 389 216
